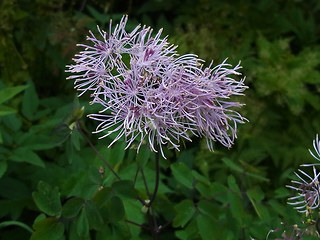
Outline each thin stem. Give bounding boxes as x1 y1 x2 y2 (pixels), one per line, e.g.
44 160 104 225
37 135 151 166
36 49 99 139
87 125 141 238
147 210 158 240
151 208 159 234
145 148 161 240
161 219 172 230
137 196 147 205
125 219 151 231
76 121 148 206
141 167 151 198
77 120 162 237
76 120 121 180
133 166 140 186
147 150 160 207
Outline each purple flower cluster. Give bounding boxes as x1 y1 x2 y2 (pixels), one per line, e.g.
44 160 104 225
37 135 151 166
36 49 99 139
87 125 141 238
66 16 247 157
287 135 320 213
287 166 320 213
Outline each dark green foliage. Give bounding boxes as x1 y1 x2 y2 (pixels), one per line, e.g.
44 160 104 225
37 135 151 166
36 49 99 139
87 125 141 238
173 199 195 228
31 216 65 240
1 0 320 239
32 181 62 217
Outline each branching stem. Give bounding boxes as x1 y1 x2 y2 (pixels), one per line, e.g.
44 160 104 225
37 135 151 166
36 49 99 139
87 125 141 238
77 120 162 238
147 150 160 207
76 120 121 180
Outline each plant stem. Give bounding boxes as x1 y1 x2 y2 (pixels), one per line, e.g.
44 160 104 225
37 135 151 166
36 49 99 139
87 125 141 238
125 219 151 230
147 209 159 240
141 167 151 198
147 150 160 207
77 120 161 238
76 120 148 206
146 149 161 240
76 120 121 180
133 166 140 186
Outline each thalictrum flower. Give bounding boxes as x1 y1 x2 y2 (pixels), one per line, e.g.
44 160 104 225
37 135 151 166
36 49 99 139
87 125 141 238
66 16 247 157
287 166 320 213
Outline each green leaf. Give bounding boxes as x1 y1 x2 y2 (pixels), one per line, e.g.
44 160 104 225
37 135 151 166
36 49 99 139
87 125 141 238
33 214 46 226
193 170 212 197
175 219 199 240
227 175 241 193
2 114 22 131
197 200 220 219
0 160 7 178
173 199 195 227
274 187 290 199
31 217 64 240
76 208 89 237
211 182 229 203
85 200 104 230
87 5 110 25
246 186 265 202
192 170 211 185
227 176 244 224
0 85 28 105
22 81 39 120
18 131 62 151
0 105 16 116
171 162 194 189
10 147 45 167
112 180 137 198
196 214 218 240
32 181 62 217
101 196 125 222
52 123 72 146
61 197 84 218
92 187 113 207
195 181 212 198
247 189 271 221
243 171 269 182
62 97 84 126
122 198 144 237
109 142 126 170
228 192 245 225
66 137 74 164
268 199 287 216
61 170 97 199
71 129 81 151
68 221 84 240
95 225 112 240
222 158 243 173
136 145 150 167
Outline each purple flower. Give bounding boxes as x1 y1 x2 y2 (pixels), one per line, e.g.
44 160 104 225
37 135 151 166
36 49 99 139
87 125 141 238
287 134 320 213
66 16 247 157
287 166 320 213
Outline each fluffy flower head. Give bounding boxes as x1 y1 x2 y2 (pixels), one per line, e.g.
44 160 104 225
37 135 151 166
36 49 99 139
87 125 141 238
287 134 320 213
287 166 320 213
66 16 247 157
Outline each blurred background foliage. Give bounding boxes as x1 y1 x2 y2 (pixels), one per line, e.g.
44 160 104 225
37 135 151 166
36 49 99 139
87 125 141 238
0 0 320 239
